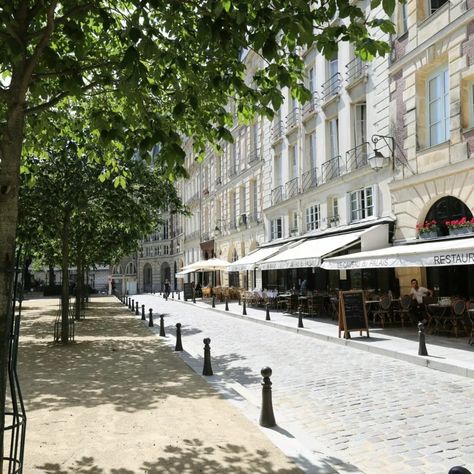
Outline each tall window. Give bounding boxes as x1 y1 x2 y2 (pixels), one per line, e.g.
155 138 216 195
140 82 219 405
274 154 282 186
271 218 282 240
251 180 258 217
216 156 222 183
289 144 298 178
400 2 408 33
354 103 367 146
429 0 448 15
252 122 259 154
291 211 298 233
328 52 338 78
307 132 317 170
350 186 374 222
230 191 237 228
329 118 339 158
230 143 237 175
162 221 169 240
239 185 246 215
305 204 320 231
428 68 449 146
308 67 315 94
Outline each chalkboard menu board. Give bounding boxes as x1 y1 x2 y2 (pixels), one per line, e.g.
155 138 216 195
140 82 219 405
338 290 370 339
183 283 194 301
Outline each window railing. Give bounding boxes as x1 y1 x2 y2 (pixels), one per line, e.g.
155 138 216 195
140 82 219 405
286 108 300 132
271 185 284 206
248 148 261 165
302 92 319 117
346 57 367 86
346 142 369 172
321 73 342 103
271 121 283 142
321 155 342 183
202 187 209 196
285 177 299 199
301 167 318 192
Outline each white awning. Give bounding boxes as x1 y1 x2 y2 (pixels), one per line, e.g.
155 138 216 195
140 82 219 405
259 225 388 270
227 245 284 272
182 258 230 272
175 268 195 278
321 236 474 269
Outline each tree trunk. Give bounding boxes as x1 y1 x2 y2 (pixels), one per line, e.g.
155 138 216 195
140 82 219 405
75 249 84 321
60 216 71 343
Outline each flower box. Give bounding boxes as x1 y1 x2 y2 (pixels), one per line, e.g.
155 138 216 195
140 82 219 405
449 227 474 236
419 230 438 240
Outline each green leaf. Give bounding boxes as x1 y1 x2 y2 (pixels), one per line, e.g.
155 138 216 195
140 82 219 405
222 0 232 12
382 0 395 16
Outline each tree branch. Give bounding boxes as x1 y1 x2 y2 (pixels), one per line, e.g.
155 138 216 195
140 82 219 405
31 61 118 79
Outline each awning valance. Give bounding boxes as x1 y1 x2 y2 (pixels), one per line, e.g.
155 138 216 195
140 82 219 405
260 225 388 271
182 258 230 272
321 236 474 269
227 245 284 272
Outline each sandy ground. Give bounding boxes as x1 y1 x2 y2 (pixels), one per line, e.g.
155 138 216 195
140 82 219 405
17 295 301 473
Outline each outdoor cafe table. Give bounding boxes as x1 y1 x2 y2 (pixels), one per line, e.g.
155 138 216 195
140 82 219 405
426 303 452 334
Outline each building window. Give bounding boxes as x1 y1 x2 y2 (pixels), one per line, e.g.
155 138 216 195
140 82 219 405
428 68 449 146
307 132 316 170
239 185 246 215
289 144 298 178
163 245 169 255
251 180 258 216
271 218 282 240
350 187 374 222
308 67 315 94
428 0 448 15
305 204 320 231
274 154 282 186
162 221 169 240
398 1 408 33
328 118 339 159
291 211 298 234
354 103 367 146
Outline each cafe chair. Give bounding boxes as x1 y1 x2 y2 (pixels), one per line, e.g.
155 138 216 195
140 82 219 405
450 299 468 338
286 294 299 314
372 295 392 327
467 301 474 345
392 294 412 328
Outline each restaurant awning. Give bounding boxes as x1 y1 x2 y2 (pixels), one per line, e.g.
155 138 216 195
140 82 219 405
227 245 284 272
259 225 388 270
321 236 474 269
175 268 195 278
182 258 230 272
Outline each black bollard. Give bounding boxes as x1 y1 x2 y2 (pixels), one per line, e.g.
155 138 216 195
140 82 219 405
243 299 247 315
141 304 145 321
128 297 131 309
298 306 304 328
192 291 196 304
172 291 174 299
175 323 183 351
449 467 472 474
212 295 216 308
135 301 139 316
178 291 180 300
259 367 276 428
265 303 271 321
159 314 166 336
225 297 229 311
418 322 428 356
131 299 135 311
202 338 213 376
148 308 154 327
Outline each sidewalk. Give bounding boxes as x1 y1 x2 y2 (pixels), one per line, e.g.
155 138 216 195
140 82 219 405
166 292 474 379
18 296 303 473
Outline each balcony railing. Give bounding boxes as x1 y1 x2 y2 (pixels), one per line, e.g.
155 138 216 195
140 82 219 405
301 167 318 192
202 187 209 196
247 211 262 225
248 148 261 165
302 92 319 117
346 142 369 172
285 177 299 199
321 155 343 183
346 57 367 86
271 185 284 206
321 73 342 103
285 108 300 133
271 121 283 143
215 176 222 186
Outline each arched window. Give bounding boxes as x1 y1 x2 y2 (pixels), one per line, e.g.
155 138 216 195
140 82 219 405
425 197 472 236
125 262 136 275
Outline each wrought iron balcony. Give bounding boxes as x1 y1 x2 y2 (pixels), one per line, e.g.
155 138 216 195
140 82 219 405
285 108 300 133
248 148 261 165
346 57 367 86
301 167 318 192
321 155 343 183
271 121 283 143
346 142 369 172
302 92 319 117
321 73 342 103
271 185 284 206
285 177 299 199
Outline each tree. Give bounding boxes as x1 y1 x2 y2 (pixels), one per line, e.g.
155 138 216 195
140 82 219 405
0 0 395 460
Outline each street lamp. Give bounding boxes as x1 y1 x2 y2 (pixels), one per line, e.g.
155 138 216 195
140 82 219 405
368 134 395 171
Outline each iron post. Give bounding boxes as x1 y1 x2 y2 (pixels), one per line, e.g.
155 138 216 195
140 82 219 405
418 322 428 356
259 367 276 427
135 301 139 315
148 308 154 327
202 338 213 376
225 297 229 311
159 314 166 337
265 303 271 321
141 304 145 320
298 306 304 328
212 295 216 308
243 299 247 315
175 323 183 351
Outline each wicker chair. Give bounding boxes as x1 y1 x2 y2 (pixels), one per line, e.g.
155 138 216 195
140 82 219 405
392 295 412 328
450 299 468 338
372 295 392 327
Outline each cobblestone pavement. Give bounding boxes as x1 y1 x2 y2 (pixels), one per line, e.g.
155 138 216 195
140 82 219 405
132 295 474 474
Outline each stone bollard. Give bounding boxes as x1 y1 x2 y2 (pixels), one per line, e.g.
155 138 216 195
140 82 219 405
225 297 229 311
141 304 146 320
259 367 276 428
298 306 304 328
175 323 183 351
202 338 213 376
265 303 271 321
148 308 154 327
135 301 139 316
212 295 216 308
418 322 428 356
159 314 166 337
243 299 247 315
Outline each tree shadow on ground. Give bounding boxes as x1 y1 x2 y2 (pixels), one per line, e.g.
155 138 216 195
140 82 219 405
209 352 262 385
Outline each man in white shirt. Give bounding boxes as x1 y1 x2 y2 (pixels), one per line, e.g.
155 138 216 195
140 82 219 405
410 278 433 323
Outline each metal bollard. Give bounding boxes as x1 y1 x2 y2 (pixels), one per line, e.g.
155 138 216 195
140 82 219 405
135 301 139 316
212 295 216 308
225 297 229 311
141 304 145 321
131 299 135 311
128 297 131 309
243 299 247 315
449 467 472 474
202 338 213 376
298 306 304 328
265 303 271 321
192 291 196 304
148 308 154 327
172 291 174 299
418 322 428 356
175 323 183 351
178 291 180 300
259 367 276 428
159 314 166 337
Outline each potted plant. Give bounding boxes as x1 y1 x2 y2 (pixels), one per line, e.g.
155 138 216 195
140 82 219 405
416 220 438 239
445 217 474 236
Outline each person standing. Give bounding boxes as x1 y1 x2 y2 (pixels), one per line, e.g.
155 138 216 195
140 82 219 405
164 279 171 298
410 278 433 323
